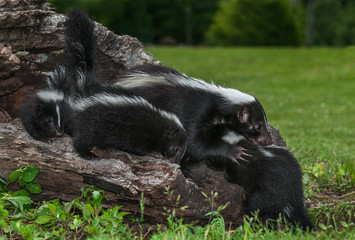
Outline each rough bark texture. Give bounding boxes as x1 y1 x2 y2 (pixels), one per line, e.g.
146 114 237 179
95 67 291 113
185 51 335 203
0 0 286 227
0 0 157 117
0 120 247 225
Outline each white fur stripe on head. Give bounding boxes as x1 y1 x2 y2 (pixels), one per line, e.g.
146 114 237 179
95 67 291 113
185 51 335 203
72 93 183 129
37 90 64 102
56 104 61 127
222 131 245 145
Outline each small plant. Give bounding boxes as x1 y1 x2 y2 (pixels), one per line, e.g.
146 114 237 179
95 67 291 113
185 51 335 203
334 163 354 192
201 191 229 216
8 165 41 195
131 192 145 224
310 200 354 230
162 186 188 230
0 166 41 213
0 167 133 239
152 186 192 239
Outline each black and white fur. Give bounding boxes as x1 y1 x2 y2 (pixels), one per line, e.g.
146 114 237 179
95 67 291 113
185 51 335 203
115 70 313 229
19 67 74 141
218 130 313 231
113 64 272 167
64 9 187 161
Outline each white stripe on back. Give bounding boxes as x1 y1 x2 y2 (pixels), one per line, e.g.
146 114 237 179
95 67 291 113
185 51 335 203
167 73 255 104
115 70 255 105
115 73 173 88
72 93 183 129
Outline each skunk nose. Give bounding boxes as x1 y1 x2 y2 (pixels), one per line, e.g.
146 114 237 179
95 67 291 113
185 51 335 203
55 130 64 137
164 147 181 159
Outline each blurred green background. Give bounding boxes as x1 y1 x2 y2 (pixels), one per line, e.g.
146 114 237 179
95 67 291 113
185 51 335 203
50 0 355 47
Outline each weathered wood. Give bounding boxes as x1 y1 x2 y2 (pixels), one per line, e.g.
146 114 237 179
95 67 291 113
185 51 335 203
0 121 245 225
0 0 157 117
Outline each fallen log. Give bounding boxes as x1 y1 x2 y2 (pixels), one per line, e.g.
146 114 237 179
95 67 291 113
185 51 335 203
0 120 248 225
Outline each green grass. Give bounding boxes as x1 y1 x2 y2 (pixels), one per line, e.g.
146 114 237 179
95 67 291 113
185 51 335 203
1 47 354 239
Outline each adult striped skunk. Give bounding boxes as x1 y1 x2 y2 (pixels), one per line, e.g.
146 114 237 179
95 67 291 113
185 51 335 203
114 64 272 166
64 9 187 161
19 67 74 141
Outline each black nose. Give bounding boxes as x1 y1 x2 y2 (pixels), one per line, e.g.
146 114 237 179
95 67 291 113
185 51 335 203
164 147 181 159
174 147 181 155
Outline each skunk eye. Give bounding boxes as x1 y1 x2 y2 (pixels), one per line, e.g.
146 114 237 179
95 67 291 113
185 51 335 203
168 129 179 140
254 124 262 131
47 118 52 124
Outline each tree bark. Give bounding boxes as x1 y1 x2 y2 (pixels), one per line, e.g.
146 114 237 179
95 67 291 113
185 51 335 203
0 0 285 227
0 0 157 117
0 120 247 225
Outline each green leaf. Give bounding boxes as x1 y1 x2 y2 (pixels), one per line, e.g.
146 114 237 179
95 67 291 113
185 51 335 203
35 215 56 225
13 189 29 197
92 190 101 200
82 203 94 219
9 170 22 182
18 178 26 187
25 180 42 194
91 190 103 207
63 201 74 215
0 177 7 193
0 206 9 219
0 177 8 185
47 202 58 216
11 196 33 211
69 217 83 230
22 166 39 183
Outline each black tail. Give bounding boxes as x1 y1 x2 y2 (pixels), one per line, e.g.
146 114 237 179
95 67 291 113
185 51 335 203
64 9 97 97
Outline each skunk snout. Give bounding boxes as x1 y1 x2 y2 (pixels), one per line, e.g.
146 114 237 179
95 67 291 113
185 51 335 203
164 142 187 164
163 147 181 159
55 130 64 137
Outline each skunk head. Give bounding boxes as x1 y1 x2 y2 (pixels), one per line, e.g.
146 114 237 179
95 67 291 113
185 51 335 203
148 108 187 164
232 99 272 146
34 91 66 138
160 126 187 164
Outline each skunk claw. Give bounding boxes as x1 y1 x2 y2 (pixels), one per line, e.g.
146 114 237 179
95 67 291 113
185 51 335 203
235 147 251 162
231 157 241 166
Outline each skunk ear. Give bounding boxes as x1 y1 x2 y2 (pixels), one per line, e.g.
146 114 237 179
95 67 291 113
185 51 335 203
33 100 44 117
237 105 249 123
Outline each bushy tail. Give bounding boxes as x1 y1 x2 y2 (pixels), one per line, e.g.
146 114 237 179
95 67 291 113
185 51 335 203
64 9 97 97
44 66 70 96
